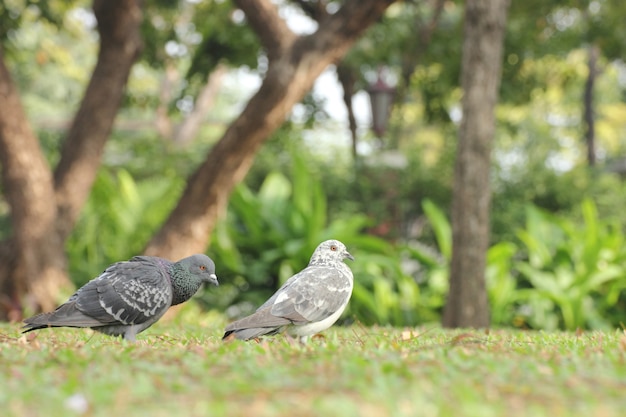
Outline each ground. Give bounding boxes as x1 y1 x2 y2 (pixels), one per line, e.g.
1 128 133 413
2 304 626 417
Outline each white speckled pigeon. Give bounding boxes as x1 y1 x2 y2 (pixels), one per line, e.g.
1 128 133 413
223 239 354 342
23 254 218 342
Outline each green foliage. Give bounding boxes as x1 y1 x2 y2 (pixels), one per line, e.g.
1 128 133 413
345 1 463 123
103 129 215 179
186 0 259 79
485 241 519 326
141 0 260 102
405 199 525 327
407 198 626 330
66 169 183 286
5 2 96 119
207 153 427 327
3 318 626 417
62 157 626 331
514 200 626 330
0 0 69 45
5 0 626 334
402 200 451 320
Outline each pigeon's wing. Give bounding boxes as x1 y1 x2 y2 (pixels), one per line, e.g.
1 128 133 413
254 273 301 312
270 266 353 324
74 258 173 326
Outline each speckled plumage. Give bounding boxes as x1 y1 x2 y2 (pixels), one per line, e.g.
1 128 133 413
223 240 354 342
23 254 218 342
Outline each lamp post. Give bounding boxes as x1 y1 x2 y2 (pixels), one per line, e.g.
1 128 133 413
367 68 396 138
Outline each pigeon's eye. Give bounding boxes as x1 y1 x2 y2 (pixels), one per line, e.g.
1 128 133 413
330 245 337 251
199 265 207 271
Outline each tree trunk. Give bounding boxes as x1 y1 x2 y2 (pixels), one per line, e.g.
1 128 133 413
0 0 143 319
0 48 69 318
144 0 397 259
442 0 509 328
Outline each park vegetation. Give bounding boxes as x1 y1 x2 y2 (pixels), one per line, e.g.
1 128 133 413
3 2 626 416
1 0 626 330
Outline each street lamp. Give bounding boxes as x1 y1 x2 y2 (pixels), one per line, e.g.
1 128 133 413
367 68 396 138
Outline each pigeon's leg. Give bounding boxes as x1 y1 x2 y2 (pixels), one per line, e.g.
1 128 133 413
282 333 309 346
123 326 139 342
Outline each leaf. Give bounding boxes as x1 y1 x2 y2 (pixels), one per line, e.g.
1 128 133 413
258 172 291 212
422 199 452 260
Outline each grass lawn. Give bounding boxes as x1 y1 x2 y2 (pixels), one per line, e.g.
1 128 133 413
1 305 626 417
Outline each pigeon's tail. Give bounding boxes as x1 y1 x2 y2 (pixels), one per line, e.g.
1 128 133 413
22 302 104 333
22 313 55 333
22 311 71 333
222 307 291 341
222 327 282 341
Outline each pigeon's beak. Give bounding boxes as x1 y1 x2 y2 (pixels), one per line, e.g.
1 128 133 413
205 273 219 287
344 251 355 261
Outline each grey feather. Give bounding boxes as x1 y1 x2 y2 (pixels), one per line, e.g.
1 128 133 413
223 239 354 342
23 254 218 342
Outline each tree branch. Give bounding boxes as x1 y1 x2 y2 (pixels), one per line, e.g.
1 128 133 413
233 0 296 59
145 0 397 258
315 0 394 47
291 0 330 22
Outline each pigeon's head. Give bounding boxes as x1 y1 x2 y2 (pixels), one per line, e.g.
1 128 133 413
180 254 219 287
310 239 354 265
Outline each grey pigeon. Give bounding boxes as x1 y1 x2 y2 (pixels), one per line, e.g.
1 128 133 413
23 254 218 341
223 239 354 342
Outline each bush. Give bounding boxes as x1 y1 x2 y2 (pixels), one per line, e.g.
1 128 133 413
64 146 626 330
205 153 430 326
404 198 626 330
66 168 183 286
513 200 626 330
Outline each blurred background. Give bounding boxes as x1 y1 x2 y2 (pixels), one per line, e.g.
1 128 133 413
1 0 626 331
